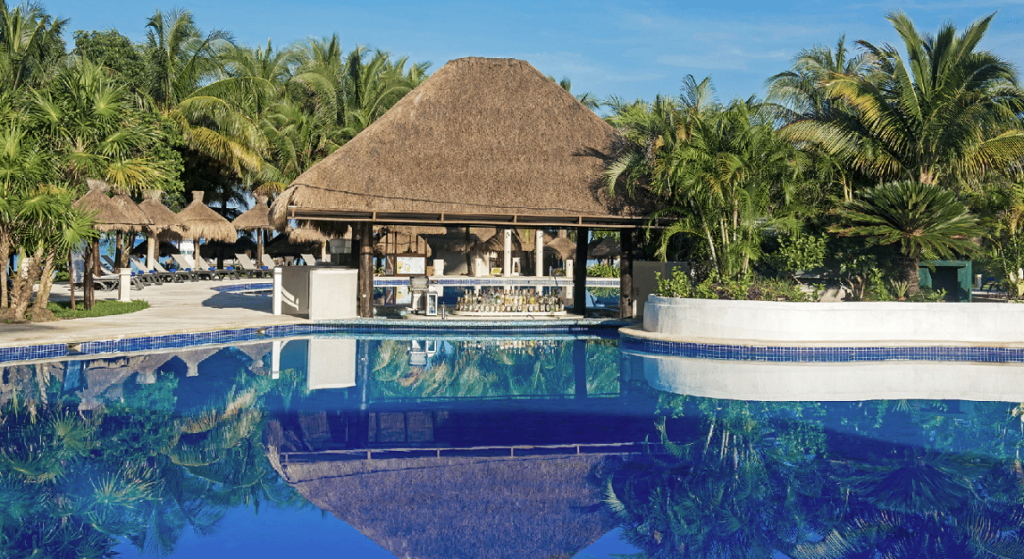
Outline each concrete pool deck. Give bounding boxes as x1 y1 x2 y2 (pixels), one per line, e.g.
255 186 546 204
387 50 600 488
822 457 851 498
0 279 309 348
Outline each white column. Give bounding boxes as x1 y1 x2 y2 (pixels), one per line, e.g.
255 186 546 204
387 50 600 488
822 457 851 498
535 229 543 276
146 236 157 270
272 267 283 315
271 340 283 379
118 268 131 302
502 229 512 277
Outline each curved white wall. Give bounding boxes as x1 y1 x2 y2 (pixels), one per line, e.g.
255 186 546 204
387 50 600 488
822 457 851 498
634 353 1024 402
643 295 1024 345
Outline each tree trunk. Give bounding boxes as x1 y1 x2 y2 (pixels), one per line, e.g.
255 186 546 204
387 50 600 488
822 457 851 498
32 249 58 314
9 246 44 321
92 238 102 275
0 232 9 310
84 244 94 310
901 256 921 296
114 231 123 270
68 251 76 311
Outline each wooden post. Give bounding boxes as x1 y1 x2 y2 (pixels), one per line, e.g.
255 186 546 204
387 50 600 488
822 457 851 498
358 222 374 317
573 227 589 316
620 228 634 319
92 238 102 275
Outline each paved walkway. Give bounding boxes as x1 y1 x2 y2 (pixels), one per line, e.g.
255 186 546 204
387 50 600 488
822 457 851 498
0 279 307 348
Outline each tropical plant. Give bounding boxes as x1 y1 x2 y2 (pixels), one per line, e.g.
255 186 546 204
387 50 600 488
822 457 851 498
831 181 982 295
782 11 1024 190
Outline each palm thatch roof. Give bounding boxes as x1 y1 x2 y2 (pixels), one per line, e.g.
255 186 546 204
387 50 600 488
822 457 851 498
473 230 523 252
73 179 153 232
288 224 329 243
232 196 272 231
422 227 495 253
546 230 577 261
375 226 440 257
589 236 620 259
176 191 237 242
271 57 647 230
266 231 319 257
273 450 620 559
137 190 184 236
131 239 180 257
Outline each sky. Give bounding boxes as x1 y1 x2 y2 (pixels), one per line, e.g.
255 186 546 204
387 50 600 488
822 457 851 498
43 0 1024 104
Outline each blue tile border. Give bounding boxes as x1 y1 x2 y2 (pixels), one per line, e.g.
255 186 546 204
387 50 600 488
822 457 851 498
0 318 631 365
619 332 1024 363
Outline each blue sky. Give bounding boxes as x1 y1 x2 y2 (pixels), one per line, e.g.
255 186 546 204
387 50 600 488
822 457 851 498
45 0 1024 104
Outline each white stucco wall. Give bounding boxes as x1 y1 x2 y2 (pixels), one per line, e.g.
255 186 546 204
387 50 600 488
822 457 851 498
643 295 1024 345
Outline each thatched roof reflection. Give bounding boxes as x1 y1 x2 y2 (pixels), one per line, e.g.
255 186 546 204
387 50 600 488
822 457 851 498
271 57 643 228
269 442 620 559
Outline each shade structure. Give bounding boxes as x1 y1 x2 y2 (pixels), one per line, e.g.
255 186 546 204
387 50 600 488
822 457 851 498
131 239 180 257
288 224 330 244
589 236 620 259
201 237 257 261
421 227 495 253
545 230 577 261
266 231 321 258
72 179 153 232
137 190 184 236
473 230 523 253
232 196 272 231
176 191 236 243
270 57 650 230
375 226 438 257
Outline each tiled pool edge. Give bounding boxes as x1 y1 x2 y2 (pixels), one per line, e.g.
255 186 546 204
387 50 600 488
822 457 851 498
620 328 1024 363
0 318 634 364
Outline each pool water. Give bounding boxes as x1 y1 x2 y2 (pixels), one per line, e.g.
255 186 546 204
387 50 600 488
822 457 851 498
3 331 1024 558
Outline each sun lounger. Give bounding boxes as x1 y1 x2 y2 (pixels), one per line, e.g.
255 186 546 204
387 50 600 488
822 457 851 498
301 253 319 266
260 254 278 269
170 255 213 281
234 253 270 278
151 260 189 282
194 255 238 280
131 257 175 283
99 264 147 290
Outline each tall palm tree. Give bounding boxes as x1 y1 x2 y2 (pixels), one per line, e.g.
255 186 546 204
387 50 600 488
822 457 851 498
783 11 1024 190
831 181 982 295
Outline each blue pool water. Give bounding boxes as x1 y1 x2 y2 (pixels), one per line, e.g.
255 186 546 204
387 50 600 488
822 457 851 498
4 330 1024 558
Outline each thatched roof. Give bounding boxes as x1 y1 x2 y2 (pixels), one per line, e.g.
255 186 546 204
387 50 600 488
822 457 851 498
275 451 620 559
232 196 272 231
131 239 180 257
271 57 647 230
474 230 523 252
546 230 577 261
138 190 184 235
266 231 319 257
422 227 495 253
589 236 620 259
176 191 237 242
288 224 329 243
375 226 437 257
73 179 153 232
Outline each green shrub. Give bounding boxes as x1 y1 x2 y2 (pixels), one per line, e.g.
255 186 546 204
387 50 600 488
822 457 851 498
655 270 692 298
587 264 620 277
768 234 827 278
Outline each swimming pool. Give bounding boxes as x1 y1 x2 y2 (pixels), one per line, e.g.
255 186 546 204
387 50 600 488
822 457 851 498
3 330 1023 557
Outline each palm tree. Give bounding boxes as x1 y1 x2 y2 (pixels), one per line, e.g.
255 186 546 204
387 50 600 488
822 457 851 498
783 11 1024 190
831 181 982 295
551 75 600 110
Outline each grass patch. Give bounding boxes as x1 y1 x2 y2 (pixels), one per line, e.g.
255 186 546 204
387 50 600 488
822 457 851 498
47 299 150 319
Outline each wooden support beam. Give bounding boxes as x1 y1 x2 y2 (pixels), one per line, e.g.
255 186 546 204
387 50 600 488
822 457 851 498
573 227 589 316
620 228 634 319
357 222 374 317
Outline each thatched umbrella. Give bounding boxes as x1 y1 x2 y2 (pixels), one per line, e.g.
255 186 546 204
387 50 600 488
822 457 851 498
375 226 436 258
137 190 185 269
232 195 272 263
72 179 153 309
176 191 236 263
589 236 620 263
266 231 319 259
289 224 331 261
422 227 494 253
131 239 180 257
545 229 576 262
202 237 257 262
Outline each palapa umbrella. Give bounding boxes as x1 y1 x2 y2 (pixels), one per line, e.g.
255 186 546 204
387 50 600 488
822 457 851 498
266 230 320 258
473 230 523 253
289 223 332 261
588 236 620 263
131 239 180 257
422 227 494 253
72 179 153 309
137 190 185 269
375 226 437 258
545 229 576 262
176 191 237 263
202 237 257 263
232 195 272 263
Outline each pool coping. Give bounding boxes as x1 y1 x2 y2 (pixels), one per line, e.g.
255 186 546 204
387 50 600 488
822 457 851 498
0 317 637 365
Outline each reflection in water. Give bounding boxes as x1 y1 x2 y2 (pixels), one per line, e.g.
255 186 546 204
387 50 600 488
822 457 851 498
4 336 1024 558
